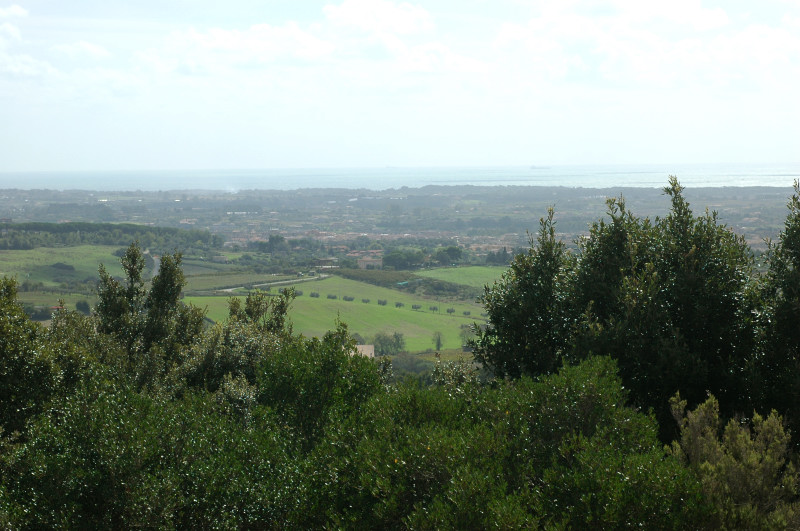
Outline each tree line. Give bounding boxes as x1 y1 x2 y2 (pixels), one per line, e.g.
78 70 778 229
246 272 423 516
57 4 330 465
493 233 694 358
0 222 223 252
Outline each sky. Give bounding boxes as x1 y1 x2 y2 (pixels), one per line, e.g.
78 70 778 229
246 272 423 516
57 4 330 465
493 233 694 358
1 0 798 171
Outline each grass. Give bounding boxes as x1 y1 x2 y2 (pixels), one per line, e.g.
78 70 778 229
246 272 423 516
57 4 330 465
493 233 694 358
14 291 96 306
179 258 239 276
415 266 507 290
0 245 126 287
186 276 486 353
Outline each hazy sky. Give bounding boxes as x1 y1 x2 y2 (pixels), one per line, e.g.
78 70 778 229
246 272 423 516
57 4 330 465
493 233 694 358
1 0 798 171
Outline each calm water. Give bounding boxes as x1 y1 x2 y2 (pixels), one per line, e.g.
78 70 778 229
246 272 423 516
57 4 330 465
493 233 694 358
0 163 798 191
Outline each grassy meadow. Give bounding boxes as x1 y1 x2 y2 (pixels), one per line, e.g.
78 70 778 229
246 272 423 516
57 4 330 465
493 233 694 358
415 265 506 289
179 257 240 276
186 275 488 353
0 245 126 287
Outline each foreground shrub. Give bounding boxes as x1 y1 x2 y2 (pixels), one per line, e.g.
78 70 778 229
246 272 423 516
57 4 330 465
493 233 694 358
2 379 293 528
670 394 800 529
300 357 712 528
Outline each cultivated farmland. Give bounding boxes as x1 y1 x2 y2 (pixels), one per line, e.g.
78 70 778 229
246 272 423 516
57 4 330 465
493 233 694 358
186 275 487 353
0 245 126 287
415 266 506 289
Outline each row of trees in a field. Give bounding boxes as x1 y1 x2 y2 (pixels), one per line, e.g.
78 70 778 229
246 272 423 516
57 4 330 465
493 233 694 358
2 179 800 527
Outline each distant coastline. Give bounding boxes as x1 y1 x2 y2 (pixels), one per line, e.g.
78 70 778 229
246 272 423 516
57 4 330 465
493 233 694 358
0 163 798 192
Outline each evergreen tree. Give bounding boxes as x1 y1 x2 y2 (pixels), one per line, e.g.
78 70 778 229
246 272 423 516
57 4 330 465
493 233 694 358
471 207 574 378
758 181 800 432
95 242 204 386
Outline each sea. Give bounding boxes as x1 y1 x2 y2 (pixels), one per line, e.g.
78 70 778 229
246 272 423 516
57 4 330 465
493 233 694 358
0 163 798 192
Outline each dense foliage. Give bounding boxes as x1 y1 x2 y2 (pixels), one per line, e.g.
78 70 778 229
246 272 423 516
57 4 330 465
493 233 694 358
473 178 799 438
3 180 800 527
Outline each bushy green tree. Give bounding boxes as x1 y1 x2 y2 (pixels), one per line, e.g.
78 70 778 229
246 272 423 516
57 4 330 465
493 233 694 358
433 245 462 264
757 181 800 431
96 242 205 386
0 278 51 436
571 196 655 322
372 330 405 356
227 288 293 335
180 288 384 453
471 208 574 378
0 281 101 442
652 179 755 415
382 249 425 270
176 289 297 415
257 323 384 452
96 242 147 352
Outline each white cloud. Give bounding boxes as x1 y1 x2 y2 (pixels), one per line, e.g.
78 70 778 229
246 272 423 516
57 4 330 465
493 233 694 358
194 23 334 61
323 0 433 35
0 6 56 77
52 40 111 59
139 22 335 75
782 14 800 29
489 0 800 92
0 21 20 41
0 51 55 76
133 3 479 86
603 0 729 31
0 4 27 18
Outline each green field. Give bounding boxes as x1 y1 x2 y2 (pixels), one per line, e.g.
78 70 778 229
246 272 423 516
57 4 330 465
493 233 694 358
186 276 486 353
10 291 96 307
0 245 127 287
179 257 240 276
415 266 507 290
